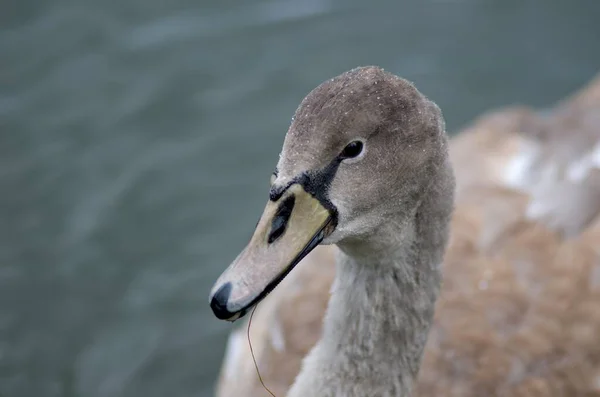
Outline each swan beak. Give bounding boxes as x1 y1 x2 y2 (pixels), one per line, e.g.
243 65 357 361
209 183 335 321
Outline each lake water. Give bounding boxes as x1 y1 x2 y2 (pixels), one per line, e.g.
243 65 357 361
2 0 600 396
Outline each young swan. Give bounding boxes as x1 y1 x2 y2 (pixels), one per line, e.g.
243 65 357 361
209 66 454 396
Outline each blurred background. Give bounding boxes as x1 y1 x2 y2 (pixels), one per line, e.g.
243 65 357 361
2 0 600 396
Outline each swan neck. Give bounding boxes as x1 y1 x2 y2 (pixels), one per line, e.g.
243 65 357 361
288 221 443 397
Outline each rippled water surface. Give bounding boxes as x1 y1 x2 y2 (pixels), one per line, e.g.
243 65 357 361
2 0 600 396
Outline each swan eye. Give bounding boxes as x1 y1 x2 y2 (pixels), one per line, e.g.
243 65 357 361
340 141 364 159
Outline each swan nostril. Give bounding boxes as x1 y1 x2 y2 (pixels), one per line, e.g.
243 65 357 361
268 195 295 244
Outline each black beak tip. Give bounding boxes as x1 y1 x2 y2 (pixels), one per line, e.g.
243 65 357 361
210 282 235 320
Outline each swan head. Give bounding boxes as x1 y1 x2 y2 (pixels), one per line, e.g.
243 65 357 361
209 66 451 321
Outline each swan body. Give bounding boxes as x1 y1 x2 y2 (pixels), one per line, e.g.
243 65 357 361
210 68 600 396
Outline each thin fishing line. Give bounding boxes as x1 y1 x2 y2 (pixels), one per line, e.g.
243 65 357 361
248 305 277 397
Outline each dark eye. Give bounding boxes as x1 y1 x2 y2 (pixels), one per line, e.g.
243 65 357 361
340 141 364 159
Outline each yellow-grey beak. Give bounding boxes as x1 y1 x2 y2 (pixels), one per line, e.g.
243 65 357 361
209 183 335 321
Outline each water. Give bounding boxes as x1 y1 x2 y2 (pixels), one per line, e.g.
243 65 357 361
2 0 600 396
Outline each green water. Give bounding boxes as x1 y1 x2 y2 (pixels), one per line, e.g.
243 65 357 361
2 0 600 396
